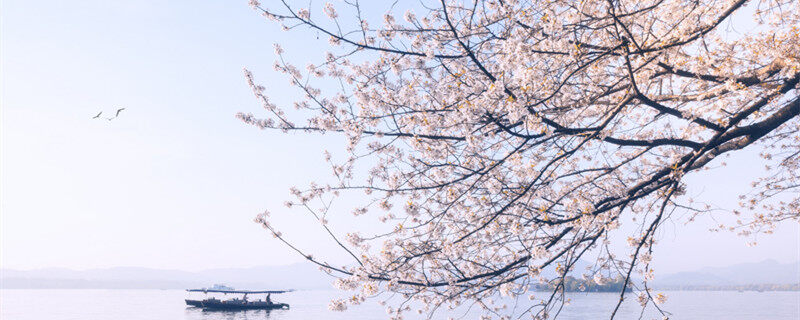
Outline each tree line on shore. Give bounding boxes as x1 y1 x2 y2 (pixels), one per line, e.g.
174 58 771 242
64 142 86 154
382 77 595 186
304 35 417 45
534 277 800 292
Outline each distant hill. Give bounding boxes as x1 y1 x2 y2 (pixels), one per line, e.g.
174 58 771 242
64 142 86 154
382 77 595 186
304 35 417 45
0 263 335 290
652 259 799 288
2 259 797 290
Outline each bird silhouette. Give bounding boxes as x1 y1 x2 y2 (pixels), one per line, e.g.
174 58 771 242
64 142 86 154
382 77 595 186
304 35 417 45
93 107 126 121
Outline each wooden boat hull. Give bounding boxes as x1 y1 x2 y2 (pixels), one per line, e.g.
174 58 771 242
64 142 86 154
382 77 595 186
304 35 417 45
185 299 203 307
200 300 290 310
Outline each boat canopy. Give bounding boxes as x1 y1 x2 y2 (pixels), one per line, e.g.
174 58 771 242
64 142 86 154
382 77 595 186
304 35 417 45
186 289 293 294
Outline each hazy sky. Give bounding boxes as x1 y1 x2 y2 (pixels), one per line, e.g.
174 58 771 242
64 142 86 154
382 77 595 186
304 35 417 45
2 0 798 274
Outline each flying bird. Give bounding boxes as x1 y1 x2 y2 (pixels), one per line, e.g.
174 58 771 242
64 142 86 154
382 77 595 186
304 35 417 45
93 107 126 121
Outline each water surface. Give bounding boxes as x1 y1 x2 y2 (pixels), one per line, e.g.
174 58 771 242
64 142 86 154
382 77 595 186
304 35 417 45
1 289 797 319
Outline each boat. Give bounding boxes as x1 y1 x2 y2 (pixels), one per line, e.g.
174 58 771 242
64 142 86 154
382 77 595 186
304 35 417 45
199 297 289 310
185 287 293 310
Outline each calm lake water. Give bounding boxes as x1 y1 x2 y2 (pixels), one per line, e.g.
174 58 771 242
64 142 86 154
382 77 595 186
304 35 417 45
1 289 798 319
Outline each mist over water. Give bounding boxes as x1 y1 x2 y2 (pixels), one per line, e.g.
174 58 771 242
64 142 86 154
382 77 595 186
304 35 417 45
2 289 797 320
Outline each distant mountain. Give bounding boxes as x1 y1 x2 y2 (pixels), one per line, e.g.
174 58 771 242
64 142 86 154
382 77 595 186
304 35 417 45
1 261 593 290
0 263 335 290
653 259 800 288
2 259 797 290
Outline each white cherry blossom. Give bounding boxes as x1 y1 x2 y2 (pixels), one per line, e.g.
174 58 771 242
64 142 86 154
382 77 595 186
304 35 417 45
241 0 800 318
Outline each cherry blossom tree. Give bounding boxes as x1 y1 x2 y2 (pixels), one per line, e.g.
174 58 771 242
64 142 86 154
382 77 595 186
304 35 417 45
239 0 799 318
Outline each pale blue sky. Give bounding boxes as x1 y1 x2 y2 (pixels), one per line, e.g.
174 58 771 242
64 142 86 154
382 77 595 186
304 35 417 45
1 0 797 274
